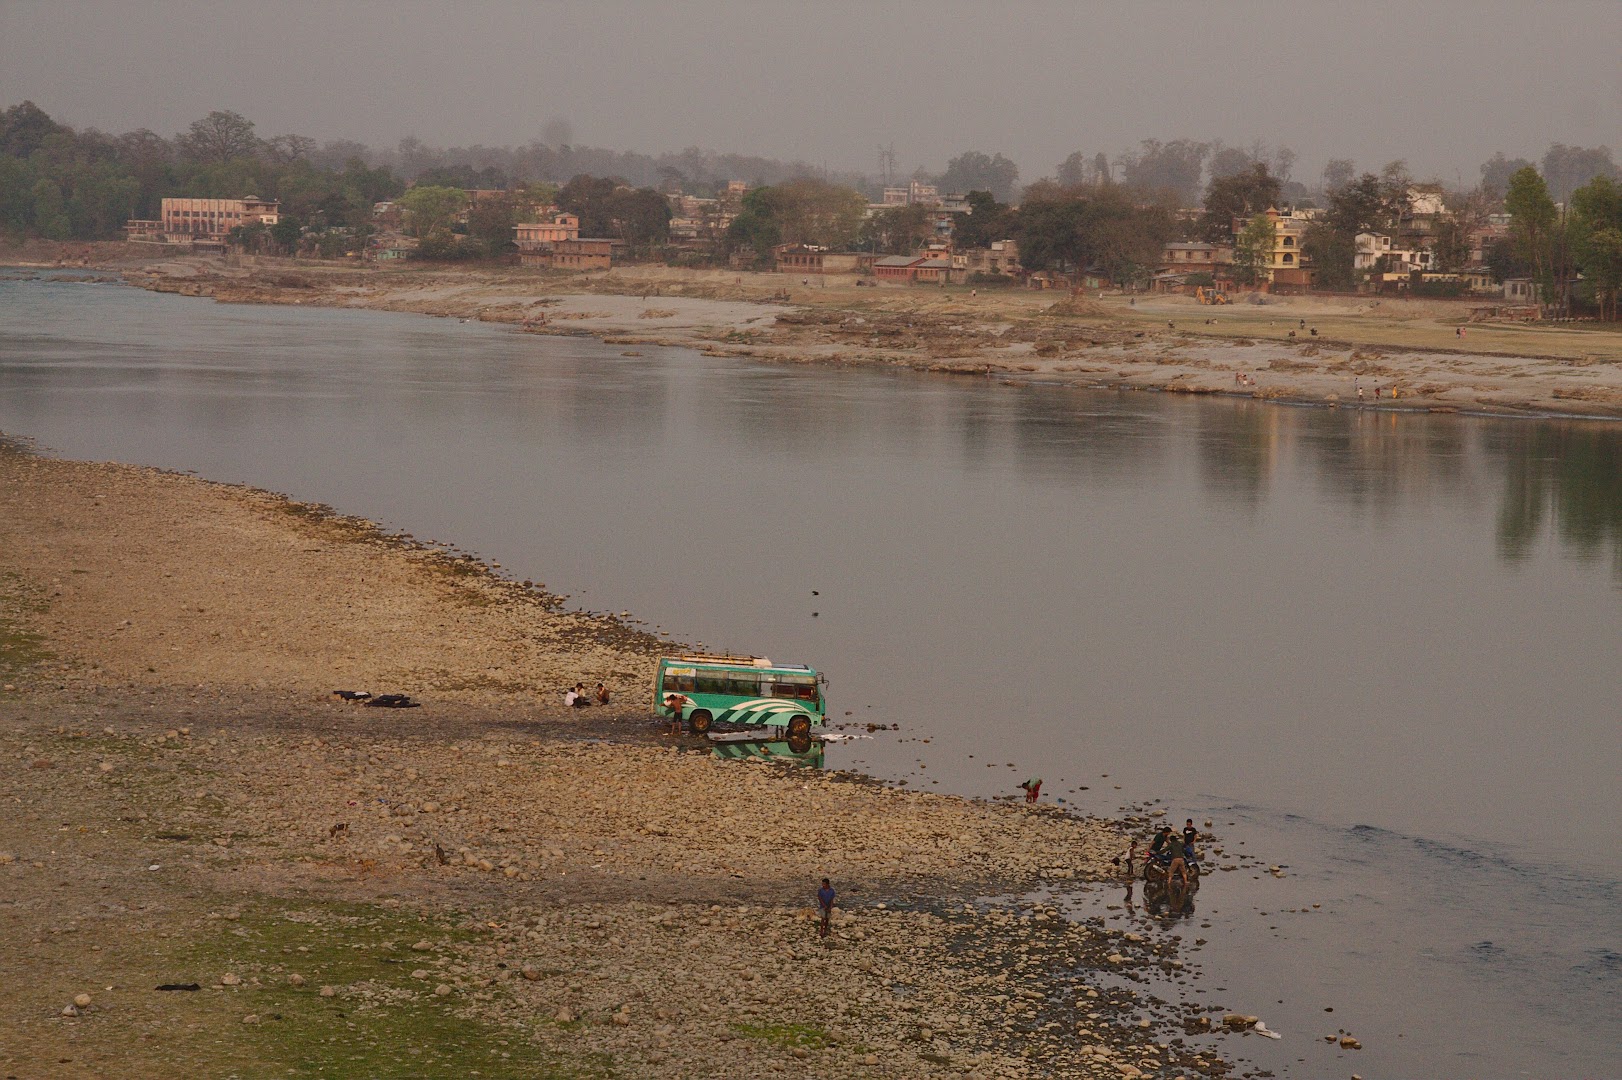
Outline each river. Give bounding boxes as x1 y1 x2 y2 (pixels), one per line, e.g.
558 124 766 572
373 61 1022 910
2 273 1618 1077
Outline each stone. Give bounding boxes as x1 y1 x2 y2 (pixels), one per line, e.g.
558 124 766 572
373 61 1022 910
62 1004 79 1017
74 993 92 1008
555 1006 576 1023
288 974 305 987
520 966 541 981
318 985 337 998
1339 1036 1361 1049
434 984 453 997
411 940 433 951
242 1014 259 1024
221 973 242 986
411 969 430 979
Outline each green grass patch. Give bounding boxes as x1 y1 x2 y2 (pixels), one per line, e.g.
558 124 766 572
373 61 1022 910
143 898 614 1079
734 1021 831 1050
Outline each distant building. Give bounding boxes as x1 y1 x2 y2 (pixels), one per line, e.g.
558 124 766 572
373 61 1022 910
1354 232 1434 274
515 213 580 248
1160 241 1233 275
772 245 864 275
871 253 964 284
963 239 1021 277
127 196 280 245
549 238 614 271
881 180 943 208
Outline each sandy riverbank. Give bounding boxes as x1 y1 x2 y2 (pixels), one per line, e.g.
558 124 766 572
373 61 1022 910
13 242 1618 419
0 440 1269 1079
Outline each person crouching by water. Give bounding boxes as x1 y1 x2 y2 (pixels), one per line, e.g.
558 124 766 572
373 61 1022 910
817 878 836 939
663 693 688 735
1156 824 1191 887
1018 776 1042 804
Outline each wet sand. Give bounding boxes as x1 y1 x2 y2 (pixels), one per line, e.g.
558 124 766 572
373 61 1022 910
0 440 1267 1078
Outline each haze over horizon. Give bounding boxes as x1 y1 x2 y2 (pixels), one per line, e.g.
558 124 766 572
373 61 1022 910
3 0 1619 188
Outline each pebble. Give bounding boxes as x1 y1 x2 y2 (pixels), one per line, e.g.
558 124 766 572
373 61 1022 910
434 984 453 997
554 1006 576 1023
288 974 305 987
318 985 336 998
74 993 92 1007
221 973 242 986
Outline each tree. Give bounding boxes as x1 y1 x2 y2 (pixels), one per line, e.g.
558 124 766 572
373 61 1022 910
1116 139 1210 205
1483 237 1530 283
466 191 521 252
1570 175 1622 319
398 185 467 237
1432 188 1493 272
1055 151 1110 188
0 100 67 158
952 190 1011 250
607 186 671 252
1540 144 1619 204
264 134 316 166
741 179 865 248
1010 184 1172 281
1479 152 1535 202
1321 158 1356 196
859 203 933 255
1200 163 1280 242
1233 213 1276 286
1505 166 1557 303
938 151 1020 202
557 173 621 235
176 110 261 164
30 177 70 239
269 214 302 255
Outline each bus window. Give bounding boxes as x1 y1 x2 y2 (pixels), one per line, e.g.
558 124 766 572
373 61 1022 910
694 671 730 695
724 676 762 698
769 680 818 701
662 672 694 694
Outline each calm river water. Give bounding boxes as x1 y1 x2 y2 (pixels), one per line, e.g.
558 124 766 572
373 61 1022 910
3 275 1619 1077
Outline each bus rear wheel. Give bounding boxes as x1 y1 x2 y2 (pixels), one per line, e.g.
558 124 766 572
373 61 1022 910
786 715 812 739
688 710 712 734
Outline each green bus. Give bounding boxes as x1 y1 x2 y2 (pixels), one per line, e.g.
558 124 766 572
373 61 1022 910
655 654 826 737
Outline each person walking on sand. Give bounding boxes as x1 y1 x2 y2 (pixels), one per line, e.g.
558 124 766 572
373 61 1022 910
817 878 836 938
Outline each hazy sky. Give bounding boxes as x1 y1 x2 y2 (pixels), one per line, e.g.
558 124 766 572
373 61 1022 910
3 0 1619 186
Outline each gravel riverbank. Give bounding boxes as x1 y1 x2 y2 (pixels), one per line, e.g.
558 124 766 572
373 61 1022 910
0 441 1264 1078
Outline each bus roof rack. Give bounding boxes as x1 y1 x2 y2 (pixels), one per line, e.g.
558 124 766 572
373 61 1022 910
667 653 774 667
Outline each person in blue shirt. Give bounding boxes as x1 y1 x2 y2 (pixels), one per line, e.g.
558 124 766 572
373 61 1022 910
817 878 835 938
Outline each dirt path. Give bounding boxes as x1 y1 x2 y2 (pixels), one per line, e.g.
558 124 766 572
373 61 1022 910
0 443 1255 1079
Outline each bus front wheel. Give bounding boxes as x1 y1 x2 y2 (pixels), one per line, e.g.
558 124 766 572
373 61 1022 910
688 710 713 734
786 715 811 739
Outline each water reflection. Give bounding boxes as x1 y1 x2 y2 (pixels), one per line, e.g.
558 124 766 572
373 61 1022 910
1486 422 1622 574
709 738 824 768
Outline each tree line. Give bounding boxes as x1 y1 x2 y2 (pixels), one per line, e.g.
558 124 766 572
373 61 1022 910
2 100 1618 313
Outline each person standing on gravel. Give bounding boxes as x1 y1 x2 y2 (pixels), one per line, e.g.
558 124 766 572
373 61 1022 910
817 878 836 938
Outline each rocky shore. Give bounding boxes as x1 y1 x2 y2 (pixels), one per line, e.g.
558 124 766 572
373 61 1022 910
0 441 1264 1078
